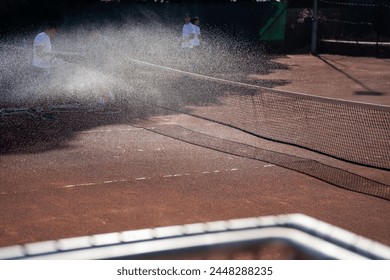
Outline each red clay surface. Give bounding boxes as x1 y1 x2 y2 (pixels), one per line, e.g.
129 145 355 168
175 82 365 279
0 54 389 256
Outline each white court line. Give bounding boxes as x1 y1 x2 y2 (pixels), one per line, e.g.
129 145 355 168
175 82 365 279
59 167 240 189
81 127 143 134
1 167 248 195
62 182 97 188
135 177 147 181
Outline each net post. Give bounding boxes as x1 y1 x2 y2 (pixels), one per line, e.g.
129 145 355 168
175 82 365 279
311 0 318 55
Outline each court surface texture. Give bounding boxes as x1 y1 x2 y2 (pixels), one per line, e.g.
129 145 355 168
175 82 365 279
1 54 389 254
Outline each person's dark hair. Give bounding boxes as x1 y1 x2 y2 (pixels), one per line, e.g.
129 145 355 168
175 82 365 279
45 21 58 31
191 17 199 24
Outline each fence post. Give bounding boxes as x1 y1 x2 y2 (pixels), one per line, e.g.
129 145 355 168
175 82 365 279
311 0 318 55
376 0 383 56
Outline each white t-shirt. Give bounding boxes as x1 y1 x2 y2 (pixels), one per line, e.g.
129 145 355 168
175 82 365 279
33 32 52 69
181 23 196 48
191 25 201 47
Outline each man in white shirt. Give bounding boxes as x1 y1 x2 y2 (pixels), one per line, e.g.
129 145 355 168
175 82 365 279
31 23 59 120
33 23 58 71
190 17 201 48
181 14 196 49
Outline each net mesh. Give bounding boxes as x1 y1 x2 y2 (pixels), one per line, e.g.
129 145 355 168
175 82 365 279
128 60 390 171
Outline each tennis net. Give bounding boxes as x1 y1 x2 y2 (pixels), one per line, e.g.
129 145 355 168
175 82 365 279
125 58 390 171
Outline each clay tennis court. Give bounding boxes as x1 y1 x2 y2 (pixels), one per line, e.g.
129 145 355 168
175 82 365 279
1 53 389 260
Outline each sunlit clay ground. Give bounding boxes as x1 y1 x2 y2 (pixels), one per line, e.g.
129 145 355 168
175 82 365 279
0 18 389 259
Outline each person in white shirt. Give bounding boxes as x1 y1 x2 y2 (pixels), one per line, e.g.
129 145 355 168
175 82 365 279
32 23 58 72
190 17 201 48
181 14 196 49
31 23 59 120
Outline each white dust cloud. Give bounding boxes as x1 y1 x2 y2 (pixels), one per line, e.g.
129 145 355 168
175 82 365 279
0 10 273 107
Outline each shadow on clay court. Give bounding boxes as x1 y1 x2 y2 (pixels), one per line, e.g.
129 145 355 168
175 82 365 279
316 55 386 98
0 49 292 155
354 91 386 96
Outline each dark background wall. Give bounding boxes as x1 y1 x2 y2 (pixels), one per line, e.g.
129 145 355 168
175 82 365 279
1 0 389 56
0 1 283 39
